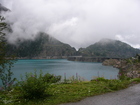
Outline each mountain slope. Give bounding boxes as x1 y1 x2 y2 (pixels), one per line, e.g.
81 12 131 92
0 4 77 59
6 33 77 58
0 4 9 12
79 39 140 58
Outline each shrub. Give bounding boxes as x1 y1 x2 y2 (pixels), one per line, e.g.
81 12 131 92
17 72 47 99
16 71 61 99
107 80 130 90
118 71 131 80
42 73 61 83
131 78 140 82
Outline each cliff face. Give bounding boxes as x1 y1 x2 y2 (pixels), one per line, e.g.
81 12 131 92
6 33 77 58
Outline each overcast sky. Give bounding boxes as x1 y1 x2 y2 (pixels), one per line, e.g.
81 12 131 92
1 0 140 49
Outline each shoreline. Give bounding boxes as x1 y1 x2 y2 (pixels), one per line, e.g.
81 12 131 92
15 56 68 60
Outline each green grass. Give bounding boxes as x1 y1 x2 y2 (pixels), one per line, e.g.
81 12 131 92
0 78 137 105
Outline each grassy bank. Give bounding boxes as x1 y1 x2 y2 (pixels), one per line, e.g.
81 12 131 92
0 76 139 105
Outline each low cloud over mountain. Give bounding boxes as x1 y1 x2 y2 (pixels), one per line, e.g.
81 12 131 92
1 0 140 49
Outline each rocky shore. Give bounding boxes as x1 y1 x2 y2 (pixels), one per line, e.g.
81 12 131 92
103 59 140 78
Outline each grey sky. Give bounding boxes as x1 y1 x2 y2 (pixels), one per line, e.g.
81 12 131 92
1 0 140 48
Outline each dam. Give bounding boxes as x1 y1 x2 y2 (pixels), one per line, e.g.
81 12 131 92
67 56 122 62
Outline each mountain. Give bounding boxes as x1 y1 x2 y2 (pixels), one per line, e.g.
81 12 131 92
1 4 139 59
0 4 10 12
78 39 140 58
6 37 140 59
6 33 77 59
0 4 77 59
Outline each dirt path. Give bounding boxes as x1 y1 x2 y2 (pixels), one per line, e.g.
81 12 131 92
61 83 140 105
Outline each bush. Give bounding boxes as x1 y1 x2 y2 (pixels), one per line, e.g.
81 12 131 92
118 72 131 80
16 71 61 100
43 73 61 83
131 78 140 82
17 72 48 99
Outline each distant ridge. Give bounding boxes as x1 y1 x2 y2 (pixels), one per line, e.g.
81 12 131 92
6 37 140 59
78 39 140 58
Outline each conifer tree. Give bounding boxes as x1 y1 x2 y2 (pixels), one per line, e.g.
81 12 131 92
0 16 16 90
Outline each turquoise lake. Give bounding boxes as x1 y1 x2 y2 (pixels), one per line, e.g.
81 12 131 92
0 59 119 86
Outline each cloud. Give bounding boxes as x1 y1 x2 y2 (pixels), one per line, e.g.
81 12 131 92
1 0 140 48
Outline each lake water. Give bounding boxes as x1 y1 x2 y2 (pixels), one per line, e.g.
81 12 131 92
0 59 119 86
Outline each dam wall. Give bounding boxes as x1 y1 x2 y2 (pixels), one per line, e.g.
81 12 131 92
67 57 122 63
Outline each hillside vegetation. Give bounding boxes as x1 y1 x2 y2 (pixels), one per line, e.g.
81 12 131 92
6 33 77 59
6 38 140 59
79 39 140 58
